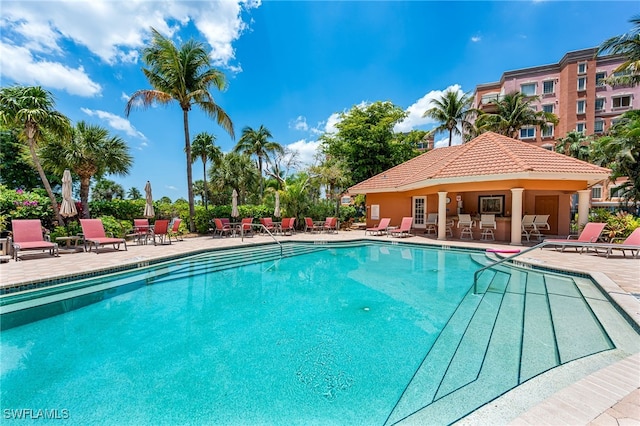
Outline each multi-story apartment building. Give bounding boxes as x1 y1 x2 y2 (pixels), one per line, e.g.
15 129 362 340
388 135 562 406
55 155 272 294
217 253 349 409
473 47 639 148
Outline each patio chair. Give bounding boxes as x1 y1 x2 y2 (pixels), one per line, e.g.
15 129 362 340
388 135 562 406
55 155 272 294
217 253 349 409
424 213 438 235
80 219 127 254
543 222 606 252
133 218 153 245
588 227 640 259
11 219 59 261
152 219 171 245
457 214 475 240
445 218 454 237
389 217 413 238
168 218 183 242
365 218 391 236
260 218 277 234
213 218 233 238
304 217 322 234
281 217 295 235
322 217 338 233
533 215 550 232
479 214 496 241
238 218 254 237
521 215 537 241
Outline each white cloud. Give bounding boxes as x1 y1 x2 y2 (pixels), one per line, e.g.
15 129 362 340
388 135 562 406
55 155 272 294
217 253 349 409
471 36 481 43
0 42 102 96
311 112 342 135
0 0 259 97
394 84 465 133
81 108 147 140
289 116 309 131
287 139 321 168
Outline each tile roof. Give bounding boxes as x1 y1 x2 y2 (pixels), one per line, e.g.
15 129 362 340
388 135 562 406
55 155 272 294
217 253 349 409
349 132 611 193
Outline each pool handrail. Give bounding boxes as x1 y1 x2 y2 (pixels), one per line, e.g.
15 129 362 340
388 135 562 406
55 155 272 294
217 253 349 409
241 223 282 257
472 240 597 293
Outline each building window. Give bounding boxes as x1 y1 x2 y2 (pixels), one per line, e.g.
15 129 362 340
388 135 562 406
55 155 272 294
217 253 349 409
594 119 604 133
595 72 606 86
592 186 602 199
542 125 554 138
576 122 586 134
521 83 536 96
543 80 555 95
520 127 535 139
577 77 587 91
577 62 587 74
612 95 631 109
542 104 554 113
610 186 623 198
595 98 605 111
576 100 586 114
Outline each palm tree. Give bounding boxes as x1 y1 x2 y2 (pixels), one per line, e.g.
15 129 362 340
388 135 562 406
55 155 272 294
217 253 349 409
475 92 559 139
40 121 132 218
0 85 71 223
423 89 476 146
555 131 591 161
91 178 125 201
233 125 284 198
128 187 142 200
190 132 222 210
125 27 234 232
210 152 259 205
597 15 640 86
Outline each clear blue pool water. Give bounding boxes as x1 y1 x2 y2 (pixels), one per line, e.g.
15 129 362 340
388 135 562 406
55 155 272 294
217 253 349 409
0 242 636 425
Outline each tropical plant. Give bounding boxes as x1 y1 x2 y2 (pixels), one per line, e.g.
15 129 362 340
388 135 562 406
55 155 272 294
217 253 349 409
128 187 142 200
597 15 640 86
39 121 132 218
555 131 591 161
91 178 125 202
423 88 476 146
475 92 559 138
125 27 234 232
233 125 284 198
0 128 51 190
209 152 260 205
0 85 71 223
190 132 222 209
0 185 54 226
590 110 640 204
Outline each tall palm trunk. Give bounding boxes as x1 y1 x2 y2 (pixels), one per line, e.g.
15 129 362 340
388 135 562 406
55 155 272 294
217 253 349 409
202 160 208 210
26 125 63 224
258 155 263 198
79 176 91 219
183 109 196 232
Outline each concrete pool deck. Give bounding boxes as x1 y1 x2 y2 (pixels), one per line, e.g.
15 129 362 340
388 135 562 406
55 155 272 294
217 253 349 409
1 229 638 424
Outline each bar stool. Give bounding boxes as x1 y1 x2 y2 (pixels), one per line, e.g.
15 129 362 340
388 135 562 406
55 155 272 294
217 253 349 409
457 214 475 239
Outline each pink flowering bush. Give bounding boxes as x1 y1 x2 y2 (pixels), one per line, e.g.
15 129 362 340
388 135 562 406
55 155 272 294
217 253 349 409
0 184 54 226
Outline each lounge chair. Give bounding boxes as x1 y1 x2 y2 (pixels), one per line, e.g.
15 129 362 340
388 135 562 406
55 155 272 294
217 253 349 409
322 217 338 233
588 228 640 258
424 213 438 235
168 218 183 242
213 218 233 238
304 217 321 234
389 217 413 238
365 218 391 236
80 219 127 254
11 219 59 261
152 219 171 245
543 222 606 252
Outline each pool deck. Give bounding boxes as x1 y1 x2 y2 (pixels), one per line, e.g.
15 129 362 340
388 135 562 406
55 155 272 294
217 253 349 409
1 230 638 425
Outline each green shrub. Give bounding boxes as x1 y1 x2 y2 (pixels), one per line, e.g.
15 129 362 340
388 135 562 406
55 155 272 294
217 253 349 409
589 208 639 241
0 185 55 228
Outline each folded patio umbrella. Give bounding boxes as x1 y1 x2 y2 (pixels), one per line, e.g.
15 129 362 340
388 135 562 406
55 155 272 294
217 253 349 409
231 189 239 218
144 181 155 218
60 169 78 218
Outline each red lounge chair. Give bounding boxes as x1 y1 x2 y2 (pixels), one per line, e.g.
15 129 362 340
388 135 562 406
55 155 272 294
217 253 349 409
80 219 127 254
365 218 391 236
389 217 414 238
590 227 640 258
543 222 606 252
213 218 233 238
168 218 183 242
152 219 171 245
11 219 59 261
323 217 338 233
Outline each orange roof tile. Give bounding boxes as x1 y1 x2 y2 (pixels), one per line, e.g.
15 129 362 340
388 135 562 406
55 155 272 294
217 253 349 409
349 132 611 193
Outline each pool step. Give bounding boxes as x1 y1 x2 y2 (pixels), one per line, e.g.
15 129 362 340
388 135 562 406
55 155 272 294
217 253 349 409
386 268 614 425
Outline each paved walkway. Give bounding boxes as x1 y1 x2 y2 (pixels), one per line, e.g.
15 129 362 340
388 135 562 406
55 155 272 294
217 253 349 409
1 230 639 424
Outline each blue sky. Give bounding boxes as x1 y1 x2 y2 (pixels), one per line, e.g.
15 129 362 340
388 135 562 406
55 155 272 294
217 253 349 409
1 1 637 200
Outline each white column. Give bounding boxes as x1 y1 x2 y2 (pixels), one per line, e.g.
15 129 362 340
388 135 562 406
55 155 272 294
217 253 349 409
437 192 448 240
577 190 591 228
510 188 524 245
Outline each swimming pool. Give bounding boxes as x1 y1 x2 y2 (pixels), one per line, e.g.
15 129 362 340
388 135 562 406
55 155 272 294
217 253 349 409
1 241 638 424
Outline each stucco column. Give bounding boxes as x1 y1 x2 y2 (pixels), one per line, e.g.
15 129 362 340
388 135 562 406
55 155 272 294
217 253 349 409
437 191 448 240
577 190 591 228
510 188 524 245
